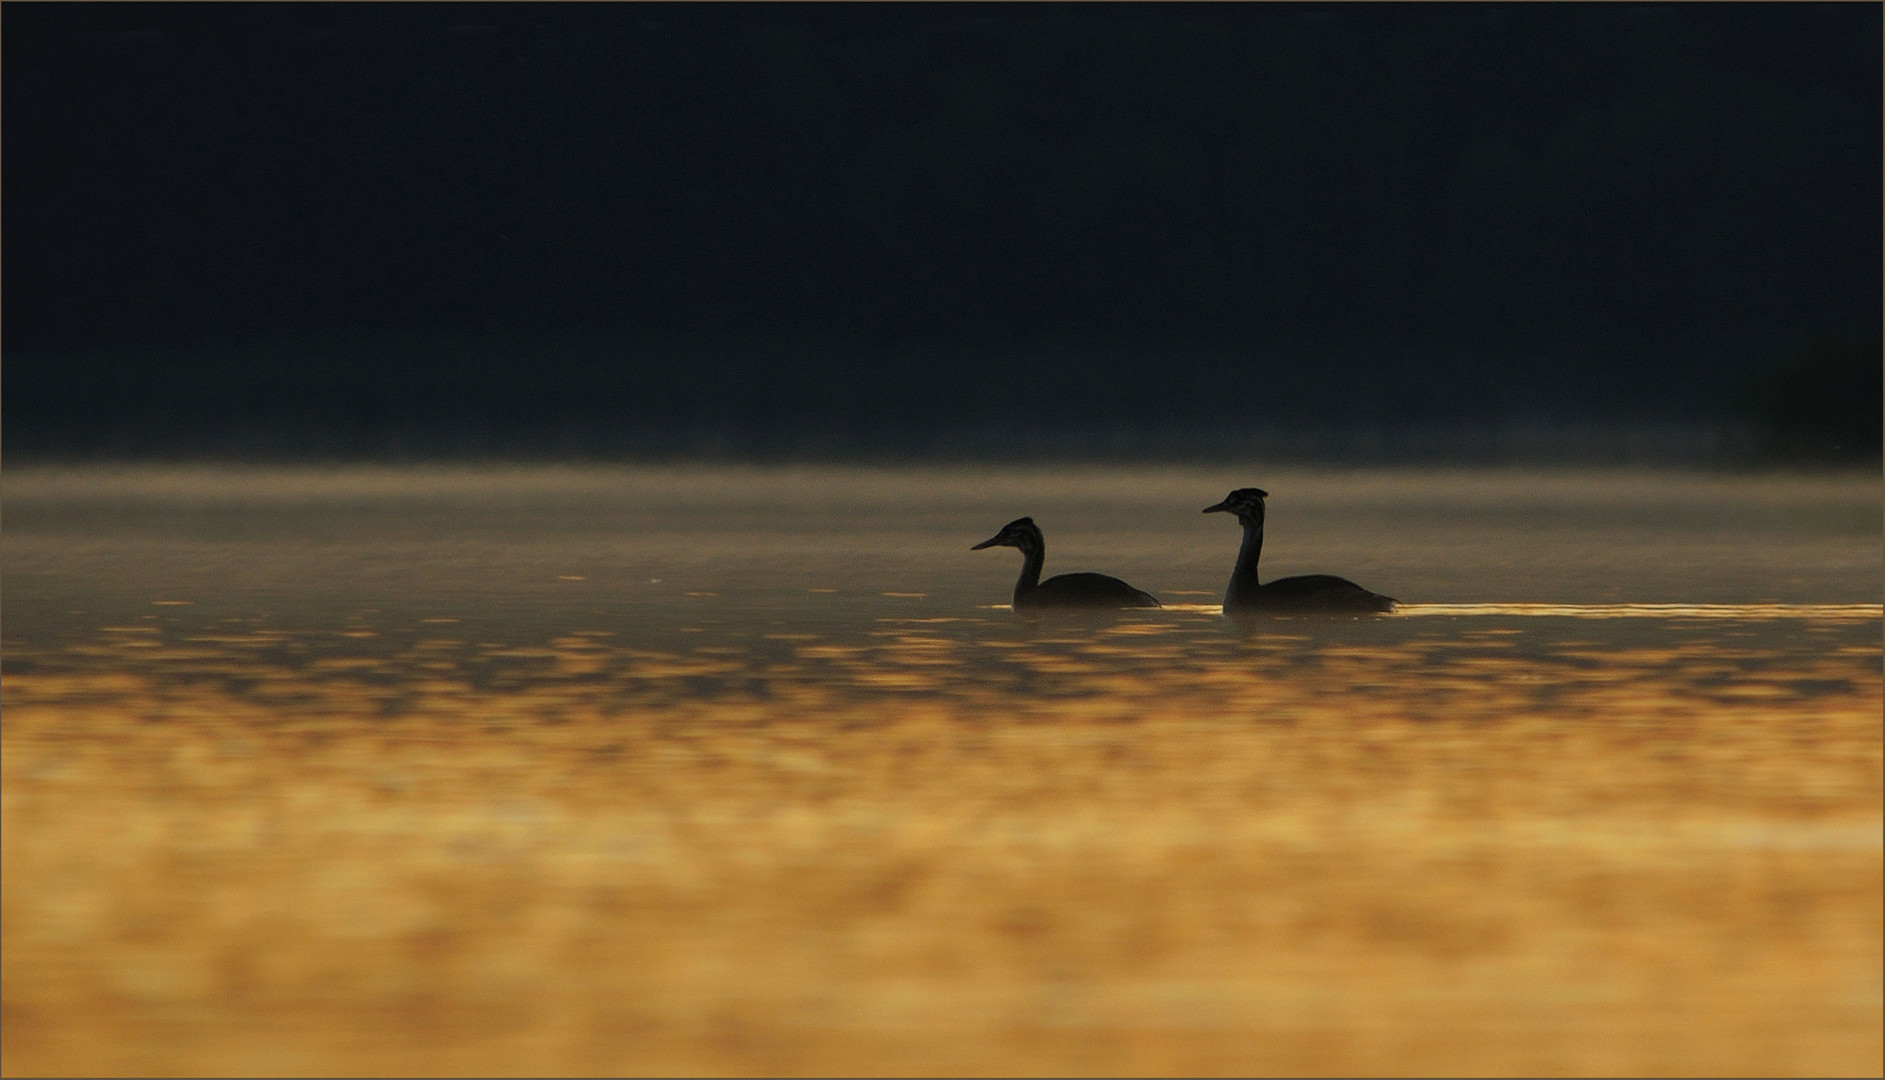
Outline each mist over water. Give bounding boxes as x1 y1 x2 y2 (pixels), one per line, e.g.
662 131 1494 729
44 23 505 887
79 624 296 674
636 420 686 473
4 464 1880 1075
6 462 1878 618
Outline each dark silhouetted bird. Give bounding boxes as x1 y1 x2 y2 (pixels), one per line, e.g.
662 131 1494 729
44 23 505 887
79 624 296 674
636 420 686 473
1203 488 1396 613
972 517 1161 610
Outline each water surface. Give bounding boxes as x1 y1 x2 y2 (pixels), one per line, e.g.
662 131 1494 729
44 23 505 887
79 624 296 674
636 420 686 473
4 465 1880 1075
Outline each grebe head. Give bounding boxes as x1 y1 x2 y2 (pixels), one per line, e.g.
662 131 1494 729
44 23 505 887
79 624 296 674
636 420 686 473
1203 488 1268 523
971 517 1044 553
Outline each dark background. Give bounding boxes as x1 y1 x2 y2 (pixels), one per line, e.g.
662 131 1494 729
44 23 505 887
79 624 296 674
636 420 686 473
4 3 1879 460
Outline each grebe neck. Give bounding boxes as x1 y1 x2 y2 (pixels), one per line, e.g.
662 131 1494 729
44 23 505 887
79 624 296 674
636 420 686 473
1226 518 1265 604
1013 539 1045 604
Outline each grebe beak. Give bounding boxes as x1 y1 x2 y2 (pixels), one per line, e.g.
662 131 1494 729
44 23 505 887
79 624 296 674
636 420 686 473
970 533 1004 550
1202 499 1231 514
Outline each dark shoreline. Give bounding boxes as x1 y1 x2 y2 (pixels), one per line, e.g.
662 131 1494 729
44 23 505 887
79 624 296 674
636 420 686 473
1 422 1869 471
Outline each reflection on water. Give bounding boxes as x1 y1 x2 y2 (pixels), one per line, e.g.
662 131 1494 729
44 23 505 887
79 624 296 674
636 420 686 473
1401 602 1885 619
3 466 1880 1075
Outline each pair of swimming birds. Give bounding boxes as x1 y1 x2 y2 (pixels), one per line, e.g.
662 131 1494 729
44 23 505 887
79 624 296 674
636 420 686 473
972 487 1396 614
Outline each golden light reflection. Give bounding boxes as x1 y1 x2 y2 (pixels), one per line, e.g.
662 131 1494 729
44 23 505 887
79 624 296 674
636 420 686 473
3 604 1880 1076
1402 602 1885 620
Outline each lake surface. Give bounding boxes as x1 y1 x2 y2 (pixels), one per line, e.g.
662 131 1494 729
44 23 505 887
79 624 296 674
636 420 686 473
4 464 1880 1075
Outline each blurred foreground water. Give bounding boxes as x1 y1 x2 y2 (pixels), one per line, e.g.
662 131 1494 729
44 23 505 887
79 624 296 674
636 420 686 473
4 464 1880 1075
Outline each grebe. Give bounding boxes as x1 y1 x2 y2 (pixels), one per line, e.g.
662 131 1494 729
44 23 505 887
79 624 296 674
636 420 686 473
972 517 1161 610
1203 488 1396 613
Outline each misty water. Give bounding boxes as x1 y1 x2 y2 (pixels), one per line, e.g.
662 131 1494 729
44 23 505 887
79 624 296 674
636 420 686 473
4 464 1880 1076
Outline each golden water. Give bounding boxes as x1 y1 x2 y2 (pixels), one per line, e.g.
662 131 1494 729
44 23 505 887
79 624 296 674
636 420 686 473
4 465 1880 1075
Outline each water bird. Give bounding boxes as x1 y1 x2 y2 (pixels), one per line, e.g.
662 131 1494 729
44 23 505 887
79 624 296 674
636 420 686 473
1203 488 1397 613
972 517 1161 610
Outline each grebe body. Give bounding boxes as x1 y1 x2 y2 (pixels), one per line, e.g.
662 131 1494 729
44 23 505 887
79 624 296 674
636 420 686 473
972 517 1161 610
1203 488 1396 614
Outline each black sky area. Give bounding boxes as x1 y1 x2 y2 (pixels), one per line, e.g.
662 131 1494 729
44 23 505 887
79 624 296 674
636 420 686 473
3 3 1880 459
